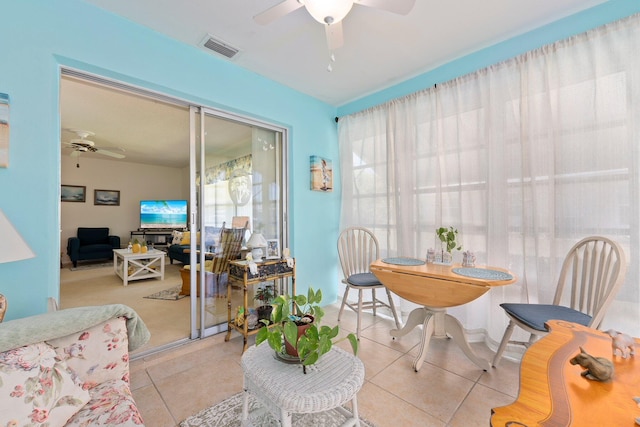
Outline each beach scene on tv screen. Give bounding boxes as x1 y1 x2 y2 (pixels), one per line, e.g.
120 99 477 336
140 200 187 229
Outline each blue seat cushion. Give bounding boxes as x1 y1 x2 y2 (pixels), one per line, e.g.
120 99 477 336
500 303 592 332
78 244 114 254
347 273 382 287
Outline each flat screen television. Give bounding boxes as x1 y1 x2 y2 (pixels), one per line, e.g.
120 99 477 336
139 200 188 230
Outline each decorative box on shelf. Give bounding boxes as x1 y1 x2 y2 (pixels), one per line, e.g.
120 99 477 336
228 258 295 283
225 258 296 353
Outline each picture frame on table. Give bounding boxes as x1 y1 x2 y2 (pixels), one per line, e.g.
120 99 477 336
266 239 280 259
94 189 120 206
61 185 86 202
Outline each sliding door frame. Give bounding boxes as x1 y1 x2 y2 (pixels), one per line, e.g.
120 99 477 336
190 106 289 340
61 67 290 346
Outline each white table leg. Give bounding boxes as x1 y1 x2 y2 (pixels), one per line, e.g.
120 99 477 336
123 258 129 287
280 408 292 427
412 310 435 372
351 395 360 427
443 313 490 371
392 306 490 372
390 307 429 338
241 387 249 426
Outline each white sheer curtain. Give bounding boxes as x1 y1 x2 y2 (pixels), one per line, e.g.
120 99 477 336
339 13 640 349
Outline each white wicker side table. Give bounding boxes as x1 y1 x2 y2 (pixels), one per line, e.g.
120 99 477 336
240 343 365 427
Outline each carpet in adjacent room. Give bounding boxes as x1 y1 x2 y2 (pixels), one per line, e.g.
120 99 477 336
180 392 375 427
68 261 113 271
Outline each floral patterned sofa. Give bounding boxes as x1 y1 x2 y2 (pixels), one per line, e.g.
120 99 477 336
0 304 150 426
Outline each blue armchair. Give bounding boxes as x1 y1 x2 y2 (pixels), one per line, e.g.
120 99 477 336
67 227 120 267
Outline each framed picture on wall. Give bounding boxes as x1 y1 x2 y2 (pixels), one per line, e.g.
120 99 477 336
310 155 332 192
61 185 86 202
94 189 120 206
266 239 280 259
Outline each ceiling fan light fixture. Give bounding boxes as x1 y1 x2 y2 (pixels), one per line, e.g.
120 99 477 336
302 0 353 25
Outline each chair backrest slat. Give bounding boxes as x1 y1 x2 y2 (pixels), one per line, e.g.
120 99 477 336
553 236 627 328
338 227 380 279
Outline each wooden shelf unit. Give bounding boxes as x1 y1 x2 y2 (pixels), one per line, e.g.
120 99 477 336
225 258 296 352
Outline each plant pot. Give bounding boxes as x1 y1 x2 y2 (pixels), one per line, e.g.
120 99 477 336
284 315 314 358
256 305 273 325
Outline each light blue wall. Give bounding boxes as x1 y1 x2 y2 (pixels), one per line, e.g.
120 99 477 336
0 0 341 320
2 0 638 322
338 0 640 116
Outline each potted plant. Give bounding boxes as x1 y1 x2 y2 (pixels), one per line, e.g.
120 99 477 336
254 283 276 324
256 287 358 373
436 226 462 264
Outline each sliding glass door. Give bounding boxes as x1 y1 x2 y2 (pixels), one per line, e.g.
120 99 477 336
189 106 288 339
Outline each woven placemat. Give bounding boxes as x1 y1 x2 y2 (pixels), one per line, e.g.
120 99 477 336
381 257 425 266
452 267 513 281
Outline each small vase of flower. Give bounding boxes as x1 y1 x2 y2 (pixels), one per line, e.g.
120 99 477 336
435 226 462 265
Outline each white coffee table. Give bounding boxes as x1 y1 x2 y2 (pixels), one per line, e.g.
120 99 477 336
113 248 165 287
241 343 365 427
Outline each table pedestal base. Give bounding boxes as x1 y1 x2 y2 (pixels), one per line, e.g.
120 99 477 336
390 307 491 372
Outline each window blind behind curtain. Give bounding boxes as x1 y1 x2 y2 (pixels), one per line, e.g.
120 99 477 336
338 13 640 346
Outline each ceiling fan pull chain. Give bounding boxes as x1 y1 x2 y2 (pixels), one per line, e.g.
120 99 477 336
327 52 336 72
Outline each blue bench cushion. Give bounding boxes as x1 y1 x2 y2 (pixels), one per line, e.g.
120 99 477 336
78 244 114 254
500 303 592 331
347 272 382 287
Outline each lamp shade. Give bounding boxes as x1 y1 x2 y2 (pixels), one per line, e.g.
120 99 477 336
246 232 267 249
303 0 354 24
0 209 35 264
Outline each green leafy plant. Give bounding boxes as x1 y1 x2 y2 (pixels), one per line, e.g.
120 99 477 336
255 287 359 372
436 226 462 254
254 283 276 307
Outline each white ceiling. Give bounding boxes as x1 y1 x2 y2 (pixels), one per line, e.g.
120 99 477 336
60 76 252 168
63 0 607 167
81 0 607 106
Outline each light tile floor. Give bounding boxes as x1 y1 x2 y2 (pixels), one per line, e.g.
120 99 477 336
131 304 521 427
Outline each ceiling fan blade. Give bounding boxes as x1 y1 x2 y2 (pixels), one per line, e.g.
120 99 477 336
254 0 304 25
356 0 416 15
95 148 126 159
325 22 344 51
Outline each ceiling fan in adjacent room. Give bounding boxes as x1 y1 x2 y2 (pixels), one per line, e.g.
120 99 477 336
254 0 416 50
62 129 125 167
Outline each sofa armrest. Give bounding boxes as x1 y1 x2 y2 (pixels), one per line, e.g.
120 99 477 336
48 317 131 386
67 236 80 257
109 235 121 249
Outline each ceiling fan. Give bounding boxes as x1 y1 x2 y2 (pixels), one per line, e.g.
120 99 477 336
62 129 126 160
254 0 416 50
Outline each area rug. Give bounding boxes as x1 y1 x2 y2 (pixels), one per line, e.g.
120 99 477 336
180 392 375 427
143 285 186 301
69 261 113 271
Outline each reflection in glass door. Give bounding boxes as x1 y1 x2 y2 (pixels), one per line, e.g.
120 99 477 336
190 106 287 339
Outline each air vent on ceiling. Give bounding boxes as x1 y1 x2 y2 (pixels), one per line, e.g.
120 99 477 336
200 34 239 59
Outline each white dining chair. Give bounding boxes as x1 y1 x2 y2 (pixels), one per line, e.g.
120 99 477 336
337 227 402 339
492 236 627 367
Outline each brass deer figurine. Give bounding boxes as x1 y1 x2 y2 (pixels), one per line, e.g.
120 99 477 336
569 346 614 381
